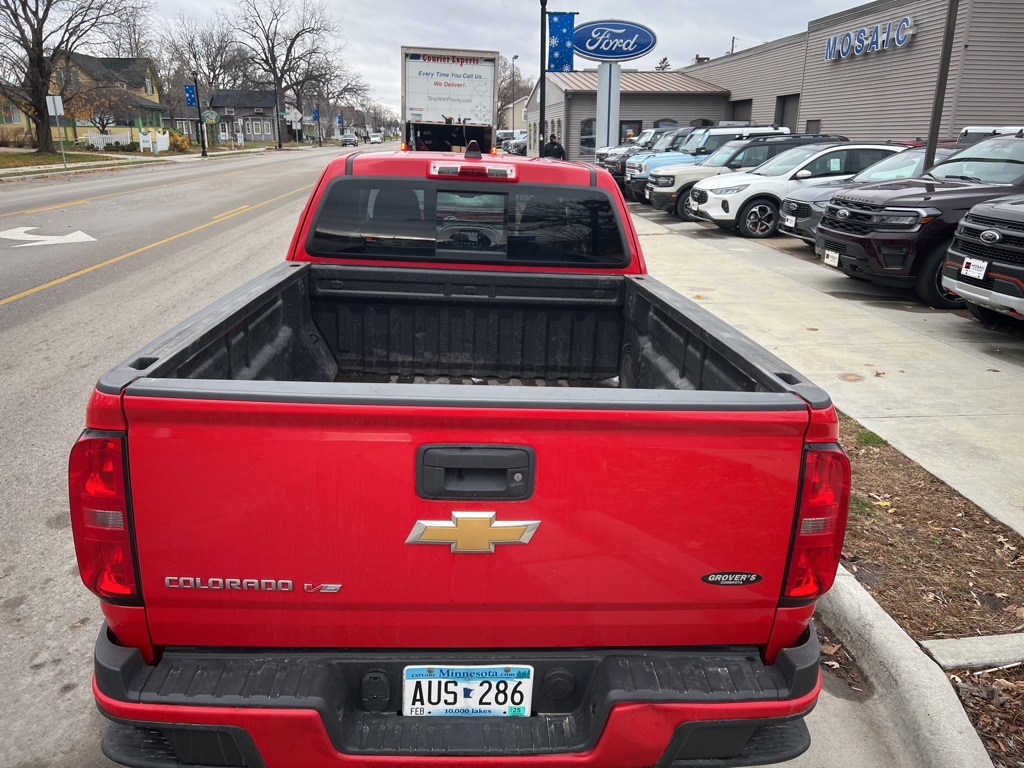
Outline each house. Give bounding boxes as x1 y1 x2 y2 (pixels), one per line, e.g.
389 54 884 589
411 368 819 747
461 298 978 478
51 53 168 140
0 95 32 145
498 96 529 132
207 90 277 143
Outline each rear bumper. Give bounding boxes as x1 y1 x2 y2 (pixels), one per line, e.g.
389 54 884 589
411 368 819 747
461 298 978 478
94 622 821 768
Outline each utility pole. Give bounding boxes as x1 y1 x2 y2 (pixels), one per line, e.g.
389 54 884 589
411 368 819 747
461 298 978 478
511 54 519 132
923 0 961 172
191 71 208 157
539 0 547 155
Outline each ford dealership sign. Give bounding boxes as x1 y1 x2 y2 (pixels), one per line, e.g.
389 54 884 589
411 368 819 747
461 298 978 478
573 20 657 62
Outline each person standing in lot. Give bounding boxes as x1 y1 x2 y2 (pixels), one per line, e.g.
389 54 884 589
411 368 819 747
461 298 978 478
543 134 566 160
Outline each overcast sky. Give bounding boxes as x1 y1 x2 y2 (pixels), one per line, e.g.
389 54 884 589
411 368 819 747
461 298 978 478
156 0 866 110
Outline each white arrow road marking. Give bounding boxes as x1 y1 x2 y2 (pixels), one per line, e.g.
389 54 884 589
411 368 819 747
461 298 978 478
0 227 96 248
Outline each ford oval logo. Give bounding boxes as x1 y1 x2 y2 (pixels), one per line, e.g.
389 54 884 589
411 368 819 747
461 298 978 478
836 208 851 219
980 229 1002 244
573 20 657 62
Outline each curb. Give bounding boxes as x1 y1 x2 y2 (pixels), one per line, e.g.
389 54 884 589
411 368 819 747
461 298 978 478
817 566 993 768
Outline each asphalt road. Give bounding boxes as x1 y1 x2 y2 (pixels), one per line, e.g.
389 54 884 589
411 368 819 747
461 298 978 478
1 148 912 768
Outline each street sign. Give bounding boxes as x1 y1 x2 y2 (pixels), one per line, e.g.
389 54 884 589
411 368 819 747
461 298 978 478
312 109 319 121
45 95 64 116
201 109 220 124
337 115 343 126
184 84 197 107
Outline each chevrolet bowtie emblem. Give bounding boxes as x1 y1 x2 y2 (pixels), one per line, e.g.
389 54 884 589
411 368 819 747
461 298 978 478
406 512 540 553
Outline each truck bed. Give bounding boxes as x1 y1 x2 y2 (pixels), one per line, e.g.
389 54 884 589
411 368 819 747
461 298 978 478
103 262 824 405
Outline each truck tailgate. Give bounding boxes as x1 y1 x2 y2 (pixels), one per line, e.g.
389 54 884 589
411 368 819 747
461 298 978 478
124 393 810 649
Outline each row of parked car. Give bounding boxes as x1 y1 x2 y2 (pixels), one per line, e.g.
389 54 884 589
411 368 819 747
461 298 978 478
598 123 1024 326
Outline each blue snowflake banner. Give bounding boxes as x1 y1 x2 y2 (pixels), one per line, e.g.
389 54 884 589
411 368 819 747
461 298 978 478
547 12 577 72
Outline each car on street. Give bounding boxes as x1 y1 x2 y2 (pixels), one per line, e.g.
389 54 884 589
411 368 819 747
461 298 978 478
340 133 359 147
816 133 1024 308
646 134 849 220
689 143 902 238
779 145 959 245
369 133 383 144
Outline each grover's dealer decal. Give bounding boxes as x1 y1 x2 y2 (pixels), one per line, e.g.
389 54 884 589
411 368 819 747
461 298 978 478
702 572 763 586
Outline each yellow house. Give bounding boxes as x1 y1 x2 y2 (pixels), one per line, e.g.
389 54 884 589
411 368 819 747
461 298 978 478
0 96 32 145
49 53 168 142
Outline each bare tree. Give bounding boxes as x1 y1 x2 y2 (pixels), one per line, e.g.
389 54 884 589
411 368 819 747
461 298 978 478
0 0 126 152
233 0 338 149
163 14 251 92
655 57 671 71
496 55 534 128
99 10 154 58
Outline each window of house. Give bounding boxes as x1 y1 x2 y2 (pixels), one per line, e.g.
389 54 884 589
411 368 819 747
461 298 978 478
254 107 264 114
1 104 22 124
253 121 262 135
224 107 235 115
264 121 271 135
219 122 228 138
144 76 153 95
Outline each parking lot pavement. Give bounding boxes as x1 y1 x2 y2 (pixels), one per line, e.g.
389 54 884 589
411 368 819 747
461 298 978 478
630 206 1024 539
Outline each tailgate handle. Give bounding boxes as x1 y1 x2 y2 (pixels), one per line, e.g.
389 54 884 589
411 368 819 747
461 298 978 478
417 445 535 500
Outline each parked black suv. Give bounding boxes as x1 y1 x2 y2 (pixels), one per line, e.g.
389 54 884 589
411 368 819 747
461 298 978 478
816 134 1024 308
942 195 1024 325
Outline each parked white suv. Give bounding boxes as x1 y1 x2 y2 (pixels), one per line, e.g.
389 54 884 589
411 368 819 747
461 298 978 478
688 143 904 237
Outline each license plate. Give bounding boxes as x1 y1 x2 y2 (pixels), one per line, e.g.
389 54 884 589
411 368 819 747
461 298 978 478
824 249 840 267
783 215 796 227
961 257 989 279
403 665 533 717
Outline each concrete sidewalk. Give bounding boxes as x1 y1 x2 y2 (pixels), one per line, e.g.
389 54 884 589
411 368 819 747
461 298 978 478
634 214 1024 536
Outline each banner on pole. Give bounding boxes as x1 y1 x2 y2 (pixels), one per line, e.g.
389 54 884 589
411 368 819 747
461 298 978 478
547 12 577 72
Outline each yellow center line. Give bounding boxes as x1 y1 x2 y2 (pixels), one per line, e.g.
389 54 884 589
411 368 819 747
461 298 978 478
213 205 250 219
0 184 312 308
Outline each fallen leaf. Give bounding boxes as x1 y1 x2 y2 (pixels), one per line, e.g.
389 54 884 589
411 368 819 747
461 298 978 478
821 643 842 655
873 500 892 508
806 327 819 331
694 294 703 299
874 370 885 377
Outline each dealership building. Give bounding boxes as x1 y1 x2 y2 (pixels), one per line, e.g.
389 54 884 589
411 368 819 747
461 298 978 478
525 0 1024 160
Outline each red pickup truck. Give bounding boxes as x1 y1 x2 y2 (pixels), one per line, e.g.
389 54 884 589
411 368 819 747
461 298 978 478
70 145 850 768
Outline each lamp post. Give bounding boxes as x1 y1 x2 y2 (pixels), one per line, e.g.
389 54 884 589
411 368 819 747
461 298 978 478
191 71 208 157
511 54 519 132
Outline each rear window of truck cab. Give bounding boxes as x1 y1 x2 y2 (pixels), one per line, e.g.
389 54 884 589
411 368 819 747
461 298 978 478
307 179 629 267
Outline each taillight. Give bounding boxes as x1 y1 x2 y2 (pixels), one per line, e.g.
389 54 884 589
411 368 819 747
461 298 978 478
69 431 139 601
782 444 851 606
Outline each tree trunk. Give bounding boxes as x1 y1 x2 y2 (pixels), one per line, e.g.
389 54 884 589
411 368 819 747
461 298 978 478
26 58 56 153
